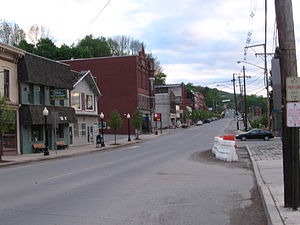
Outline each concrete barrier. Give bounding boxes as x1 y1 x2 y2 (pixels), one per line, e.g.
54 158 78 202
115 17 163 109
212 135 238 162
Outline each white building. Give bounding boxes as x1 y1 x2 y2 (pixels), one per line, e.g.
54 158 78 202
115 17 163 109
70 70 102 146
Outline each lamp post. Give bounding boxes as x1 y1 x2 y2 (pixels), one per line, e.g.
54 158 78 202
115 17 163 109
42 107 49 156
126 113 131 142
100 112 105 147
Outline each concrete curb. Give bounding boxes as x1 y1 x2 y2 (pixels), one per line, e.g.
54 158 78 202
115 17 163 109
246 146 284 225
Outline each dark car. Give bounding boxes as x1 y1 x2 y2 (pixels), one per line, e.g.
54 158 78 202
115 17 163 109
236 129 274 141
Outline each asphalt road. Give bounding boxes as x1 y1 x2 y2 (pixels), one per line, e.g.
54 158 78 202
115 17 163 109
0 118 266 225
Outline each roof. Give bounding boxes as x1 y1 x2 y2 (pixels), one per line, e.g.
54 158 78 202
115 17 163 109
18 53 74 89
19 105 77 125
0 42 25 56
71 70 101 97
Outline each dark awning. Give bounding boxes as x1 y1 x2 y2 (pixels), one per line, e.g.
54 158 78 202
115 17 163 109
20 105 77 125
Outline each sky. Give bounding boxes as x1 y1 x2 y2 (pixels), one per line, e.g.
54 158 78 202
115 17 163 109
2 0 300 96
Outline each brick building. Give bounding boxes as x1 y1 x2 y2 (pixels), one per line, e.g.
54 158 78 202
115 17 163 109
62 48 155 134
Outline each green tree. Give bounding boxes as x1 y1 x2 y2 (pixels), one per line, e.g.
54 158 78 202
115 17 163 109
34 38 58 59
77 34 111 57
154 72 167 85
132 109 143 139
107 110 123 144
0 96 16 161
15 39 35 53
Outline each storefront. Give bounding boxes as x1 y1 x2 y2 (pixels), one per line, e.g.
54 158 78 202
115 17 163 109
19 105 76 154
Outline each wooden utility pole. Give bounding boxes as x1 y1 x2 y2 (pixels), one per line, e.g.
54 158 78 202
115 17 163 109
275 0 300 209
264 0 271 129
243 66 248 131
232 74 239 130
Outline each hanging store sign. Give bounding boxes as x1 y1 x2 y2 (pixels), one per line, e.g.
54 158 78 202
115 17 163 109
287 102 300 127
49 89 67 100
286 77 300 102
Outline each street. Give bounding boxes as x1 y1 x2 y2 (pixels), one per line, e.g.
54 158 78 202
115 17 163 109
0 118 266 225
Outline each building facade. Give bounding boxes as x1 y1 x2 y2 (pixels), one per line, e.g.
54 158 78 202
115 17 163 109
70 70 101 145
62 48 155 134
18 53 76 154
154 86 176 128
155 83 186 125
0 42 25 155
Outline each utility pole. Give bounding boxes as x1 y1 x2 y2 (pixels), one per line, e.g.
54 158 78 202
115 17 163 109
232 73 239 130
275 0 299 209
238 67 251 131
243 66 248 131
264 0 271 129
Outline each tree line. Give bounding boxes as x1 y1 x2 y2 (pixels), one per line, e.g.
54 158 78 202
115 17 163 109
0 19 167 85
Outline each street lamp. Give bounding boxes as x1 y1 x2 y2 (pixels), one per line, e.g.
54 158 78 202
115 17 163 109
100 112 105 147
126 113 131 142
237 60 265 70
42 107 49 156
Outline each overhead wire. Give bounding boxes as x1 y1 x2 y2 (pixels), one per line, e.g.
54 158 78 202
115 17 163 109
75 0 112 43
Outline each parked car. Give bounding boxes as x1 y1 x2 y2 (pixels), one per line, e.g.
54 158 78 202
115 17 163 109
196 120 203 126
181 123 188 128
236 129 274 141
203 119 211 124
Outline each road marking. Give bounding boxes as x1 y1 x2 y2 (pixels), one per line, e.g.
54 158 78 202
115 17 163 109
35 155 135 184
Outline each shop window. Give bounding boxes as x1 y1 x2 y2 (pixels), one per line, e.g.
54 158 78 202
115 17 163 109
79 123 86 136
28 84 34 104
85 95 94 111
59 100 64 106
39 86 45 105
71 92 81 110
31 125 43 142
56 124 64 138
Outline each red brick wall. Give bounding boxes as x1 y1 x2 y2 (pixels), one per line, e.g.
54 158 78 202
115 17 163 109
62 56 139 134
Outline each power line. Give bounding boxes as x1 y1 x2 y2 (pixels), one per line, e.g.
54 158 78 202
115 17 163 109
75 0 112 42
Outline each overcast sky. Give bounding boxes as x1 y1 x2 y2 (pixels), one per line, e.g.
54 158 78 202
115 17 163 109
2 0 300 96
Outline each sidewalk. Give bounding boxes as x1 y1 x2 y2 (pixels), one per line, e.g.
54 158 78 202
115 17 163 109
247 141 300 225
0 132 165 168
227 119 300 225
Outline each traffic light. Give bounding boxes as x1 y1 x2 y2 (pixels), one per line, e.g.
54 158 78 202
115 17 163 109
154 113 161 121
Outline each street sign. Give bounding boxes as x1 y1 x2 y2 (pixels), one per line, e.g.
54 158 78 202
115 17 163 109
286 77 300 102
287 102 300 127
50 89 67 100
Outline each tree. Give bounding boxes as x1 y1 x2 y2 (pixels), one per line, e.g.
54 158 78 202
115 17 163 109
28 24 51 45
0 20 25 45
132 109 143 139
15 40 35 53
154 72 167 85
107 110 123 144
77 34 111 57
0 96 16 161
107 35 144 56
34 38 58 59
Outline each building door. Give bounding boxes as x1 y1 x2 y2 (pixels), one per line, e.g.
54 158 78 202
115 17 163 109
87 126 94 143
69 125 74 145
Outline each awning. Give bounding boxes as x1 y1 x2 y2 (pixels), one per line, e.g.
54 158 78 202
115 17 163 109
20 105 77 125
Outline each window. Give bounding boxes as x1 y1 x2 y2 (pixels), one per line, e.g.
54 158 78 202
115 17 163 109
31 125 43 142
79 123 86 136
85 95 94 110
56 124 64 138
71 92 81 110
175 96 182 103
4 69 9 99
39 86 45 105
59 100 64 106
28 84 34 104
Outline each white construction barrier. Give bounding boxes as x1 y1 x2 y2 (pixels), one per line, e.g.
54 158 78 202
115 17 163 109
212 135 238 162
